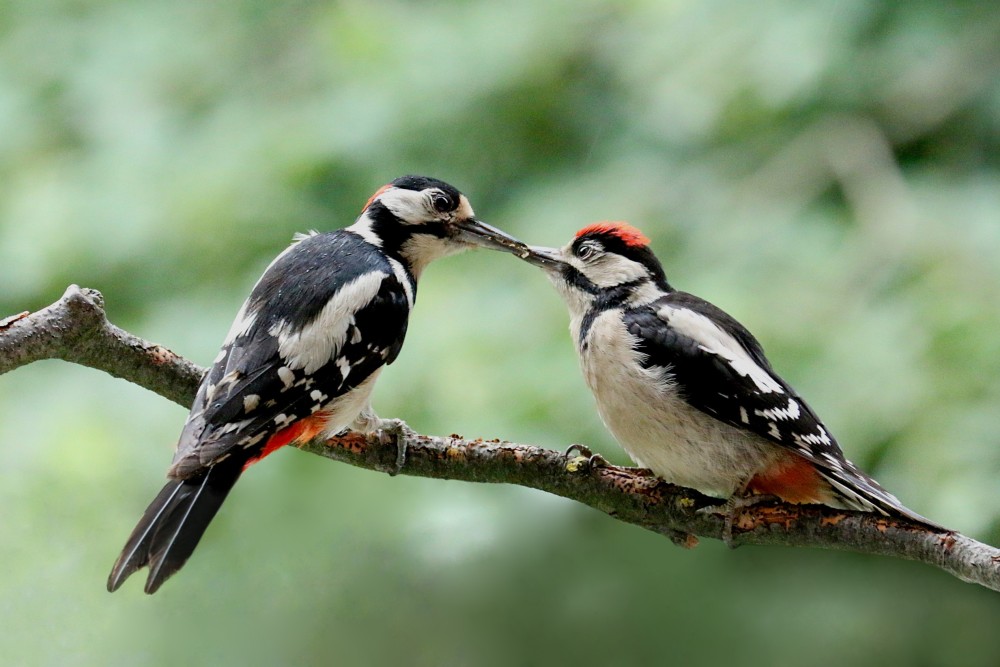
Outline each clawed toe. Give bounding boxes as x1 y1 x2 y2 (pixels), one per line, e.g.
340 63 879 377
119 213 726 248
565 443 594 458
564 444 610 473
586 453 610 469
374 418 415 476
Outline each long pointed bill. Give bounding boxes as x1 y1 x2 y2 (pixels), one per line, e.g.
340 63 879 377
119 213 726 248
521 245 566 272
454 219 529 256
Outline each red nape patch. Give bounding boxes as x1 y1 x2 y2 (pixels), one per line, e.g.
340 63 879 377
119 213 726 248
243 411 332 471
576 221 650 248
362 184 392 212
746 456 827 505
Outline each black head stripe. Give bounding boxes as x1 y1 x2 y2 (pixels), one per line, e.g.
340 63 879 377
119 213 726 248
562 264 600 295
578 278 646 344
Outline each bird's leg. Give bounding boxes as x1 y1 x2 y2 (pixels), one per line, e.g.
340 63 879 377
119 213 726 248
698 492 781 547
564 444 658 477
352 407 415 476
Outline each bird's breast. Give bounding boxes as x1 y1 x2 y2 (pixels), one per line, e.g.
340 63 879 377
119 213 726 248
575 310 781 497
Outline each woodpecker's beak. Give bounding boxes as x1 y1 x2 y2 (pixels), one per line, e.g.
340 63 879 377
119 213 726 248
453 218 529 255
521 246 566 272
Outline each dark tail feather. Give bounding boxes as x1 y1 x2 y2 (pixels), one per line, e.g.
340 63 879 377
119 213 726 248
107 460 243 594
819 468 949 532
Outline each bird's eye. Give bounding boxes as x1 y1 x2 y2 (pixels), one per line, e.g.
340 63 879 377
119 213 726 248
577 243 597 260
431 192 452 213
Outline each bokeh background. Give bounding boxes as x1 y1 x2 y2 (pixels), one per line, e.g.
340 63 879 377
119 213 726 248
2 1 1000 664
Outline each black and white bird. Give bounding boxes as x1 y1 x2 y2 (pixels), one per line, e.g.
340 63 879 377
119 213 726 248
519 221 943 529
108 175 526 593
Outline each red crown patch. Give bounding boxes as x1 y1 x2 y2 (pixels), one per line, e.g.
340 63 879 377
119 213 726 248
362 184 392 212
575 221 650 248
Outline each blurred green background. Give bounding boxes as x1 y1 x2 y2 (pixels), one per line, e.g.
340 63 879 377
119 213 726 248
2 0 1000 664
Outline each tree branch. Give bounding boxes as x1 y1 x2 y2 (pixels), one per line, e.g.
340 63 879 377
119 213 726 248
0 285 203 405
2 286 997 593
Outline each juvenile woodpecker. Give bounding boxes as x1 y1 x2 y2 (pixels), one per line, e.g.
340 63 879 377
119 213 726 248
520 221 942 529
108 175 526 593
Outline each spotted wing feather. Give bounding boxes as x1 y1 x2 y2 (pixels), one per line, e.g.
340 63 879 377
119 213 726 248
170 230 410 477
625 292 942 528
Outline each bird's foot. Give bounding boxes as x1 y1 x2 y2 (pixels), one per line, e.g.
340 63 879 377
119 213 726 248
564 443 594 458
564 444 610 472
698 493 780 547
353 411 415 476
375 418 415 476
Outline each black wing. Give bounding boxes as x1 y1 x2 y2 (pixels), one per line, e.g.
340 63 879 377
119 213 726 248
169 230 411 477
625 292 827 453
625 292 942 527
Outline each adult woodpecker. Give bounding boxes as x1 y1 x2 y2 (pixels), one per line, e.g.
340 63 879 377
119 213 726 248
108 175 526 594
519 221 943 529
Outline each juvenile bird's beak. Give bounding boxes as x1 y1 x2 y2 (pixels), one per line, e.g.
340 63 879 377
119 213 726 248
454 218 530 256
521 245 566 272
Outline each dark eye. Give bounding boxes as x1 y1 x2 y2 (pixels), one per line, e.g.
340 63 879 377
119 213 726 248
577 243 596 260
431 193 452 213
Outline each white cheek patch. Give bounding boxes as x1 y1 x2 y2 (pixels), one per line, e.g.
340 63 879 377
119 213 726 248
270 271 389 374
587 255 649 288
659 306 784 394
378 188 432 224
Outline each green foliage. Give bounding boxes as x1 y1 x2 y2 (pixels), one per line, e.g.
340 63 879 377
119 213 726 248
2 0 1000 664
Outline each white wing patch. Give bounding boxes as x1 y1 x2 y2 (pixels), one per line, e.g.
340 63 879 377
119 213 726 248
755 397 801 421
659 305 784 394
224 300 257 345
336 356 351 381
792 427 833 448
224 238 309 345
270 271 389 374
388 257 415 308
243 394 260 413
274 413 295 427
277 366 295 389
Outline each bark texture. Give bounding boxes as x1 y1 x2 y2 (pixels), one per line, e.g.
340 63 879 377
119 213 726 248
2 286 997 592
